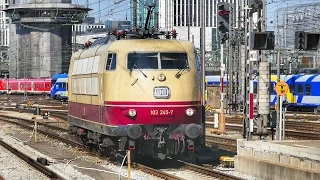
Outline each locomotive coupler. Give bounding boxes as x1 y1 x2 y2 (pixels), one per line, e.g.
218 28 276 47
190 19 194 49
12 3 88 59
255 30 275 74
154 127 168 148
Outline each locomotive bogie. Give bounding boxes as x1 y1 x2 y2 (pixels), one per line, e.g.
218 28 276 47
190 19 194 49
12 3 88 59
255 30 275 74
68 39 203 160
69 121 202 160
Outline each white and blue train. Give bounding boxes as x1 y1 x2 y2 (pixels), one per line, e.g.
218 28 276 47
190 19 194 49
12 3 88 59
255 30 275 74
50 73 68 101
206 74 320 111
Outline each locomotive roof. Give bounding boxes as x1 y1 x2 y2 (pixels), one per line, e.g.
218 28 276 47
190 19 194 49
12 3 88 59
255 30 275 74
72 39 195 59
52 73 68 80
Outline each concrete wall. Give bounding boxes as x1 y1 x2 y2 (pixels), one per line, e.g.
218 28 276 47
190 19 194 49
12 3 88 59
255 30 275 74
235 140 320 180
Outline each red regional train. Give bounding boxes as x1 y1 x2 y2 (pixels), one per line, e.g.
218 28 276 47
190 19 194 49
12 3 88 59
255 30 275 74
0 78 51 95
68 33 204 160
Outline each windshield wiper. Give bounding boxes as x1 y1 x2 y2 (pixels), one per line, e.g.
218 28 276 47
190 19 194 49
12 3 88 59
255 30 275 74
132 64 148 78
175 65 189 79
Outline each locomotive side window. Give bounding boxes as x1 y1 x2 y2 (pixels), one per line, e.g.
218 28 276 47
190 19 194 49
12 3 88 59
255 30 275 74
297 84 303 95
306 84 311 95
106 53 117 70
127 53 158 69
160 53 189 69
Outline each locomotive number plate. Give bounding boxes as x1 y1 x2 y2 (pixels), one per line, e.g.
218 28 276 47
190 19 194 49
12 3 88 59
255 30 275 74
150 109 175 117
153 87 170 99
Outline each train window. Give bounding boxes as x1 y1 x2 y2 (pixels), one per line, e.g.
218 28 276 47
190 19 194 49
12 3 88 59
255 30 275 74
289 84 295 93
306 84 311 95
127 53 158 69
298 84 303 95
270 83 274 93
253 83 257 94
106 53 117 70
160 53 189 69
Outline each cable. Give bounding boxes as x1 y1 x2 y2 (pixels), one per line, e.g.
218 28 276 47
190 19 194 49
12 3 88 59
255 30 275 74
119 152 127 180
64 154 138 180
8 128 35 143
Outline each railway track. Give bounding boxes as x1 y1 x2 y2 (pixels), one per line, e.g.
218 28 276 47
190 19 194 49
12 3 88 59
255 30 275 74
206 123 320 140
206 135 237 153
0 115 186 180
178 160 243 180
0 115 81 148
0 139 65 180
133 163 184 180
207 114 320 123
0 114 243 180
0 106 68 119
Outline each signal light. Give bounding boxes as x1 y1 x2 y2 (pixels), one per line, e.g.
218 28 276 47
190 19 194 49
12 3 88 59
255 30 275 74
217 2 230 44
218 10 229 15
250 31 275 50
294 31 320 50
295 31 305 50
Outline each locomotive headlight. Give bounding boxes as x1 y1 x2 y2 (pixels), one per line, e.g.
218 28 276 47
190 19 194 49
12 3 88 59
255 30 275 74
186 108 195 116
128 109 137 117
157 73 166 81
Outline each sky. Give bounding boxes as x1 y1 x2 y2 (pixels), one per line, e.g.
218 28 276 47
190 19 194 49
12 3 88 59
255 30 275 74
76 0 132 23
74 0 320 29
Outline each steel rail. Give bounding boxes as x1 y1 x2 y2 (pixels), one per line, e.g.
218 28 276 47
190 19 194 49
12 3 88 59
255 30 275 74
177 160 244 180
133 163 184 180
0 139 65 179
0 116 83 148
0 115 185 180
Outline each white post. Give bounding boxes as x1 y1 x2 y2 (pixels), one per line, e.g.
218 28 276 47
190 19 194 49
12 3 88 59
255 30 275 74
214 113 219 128
249 80 254 133
219 43 225 134
283 106 286 140
279 95 283 140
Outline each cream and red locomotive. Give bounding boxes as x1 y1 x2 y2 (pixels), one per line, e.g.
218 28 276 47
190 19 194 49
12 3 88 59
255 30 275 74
68 33 203 160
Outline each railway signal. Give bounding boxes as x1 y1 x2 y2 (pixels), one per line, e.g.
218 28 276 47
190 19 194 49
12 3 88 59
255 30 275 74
248 0 263 12
217 2 230 44
250 31 275 50
295 31 320 50
305 33 320 50
295 31 306 50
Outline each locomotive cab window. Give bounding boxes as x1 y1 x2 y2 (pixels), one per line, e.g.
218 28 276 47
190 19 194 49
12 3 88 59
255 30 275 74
160 53 189 69
127 53 159 69
106 53 117 70
306 84 311 95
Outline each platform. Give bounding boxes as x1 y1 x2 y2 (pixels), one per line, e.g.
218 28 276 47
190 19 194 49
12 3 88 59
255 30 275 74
235 140 320 180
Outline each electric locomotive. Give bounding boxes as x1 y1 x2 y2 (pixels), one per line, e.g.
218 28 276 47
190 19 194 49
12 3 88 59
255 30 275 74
67 32 203 160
